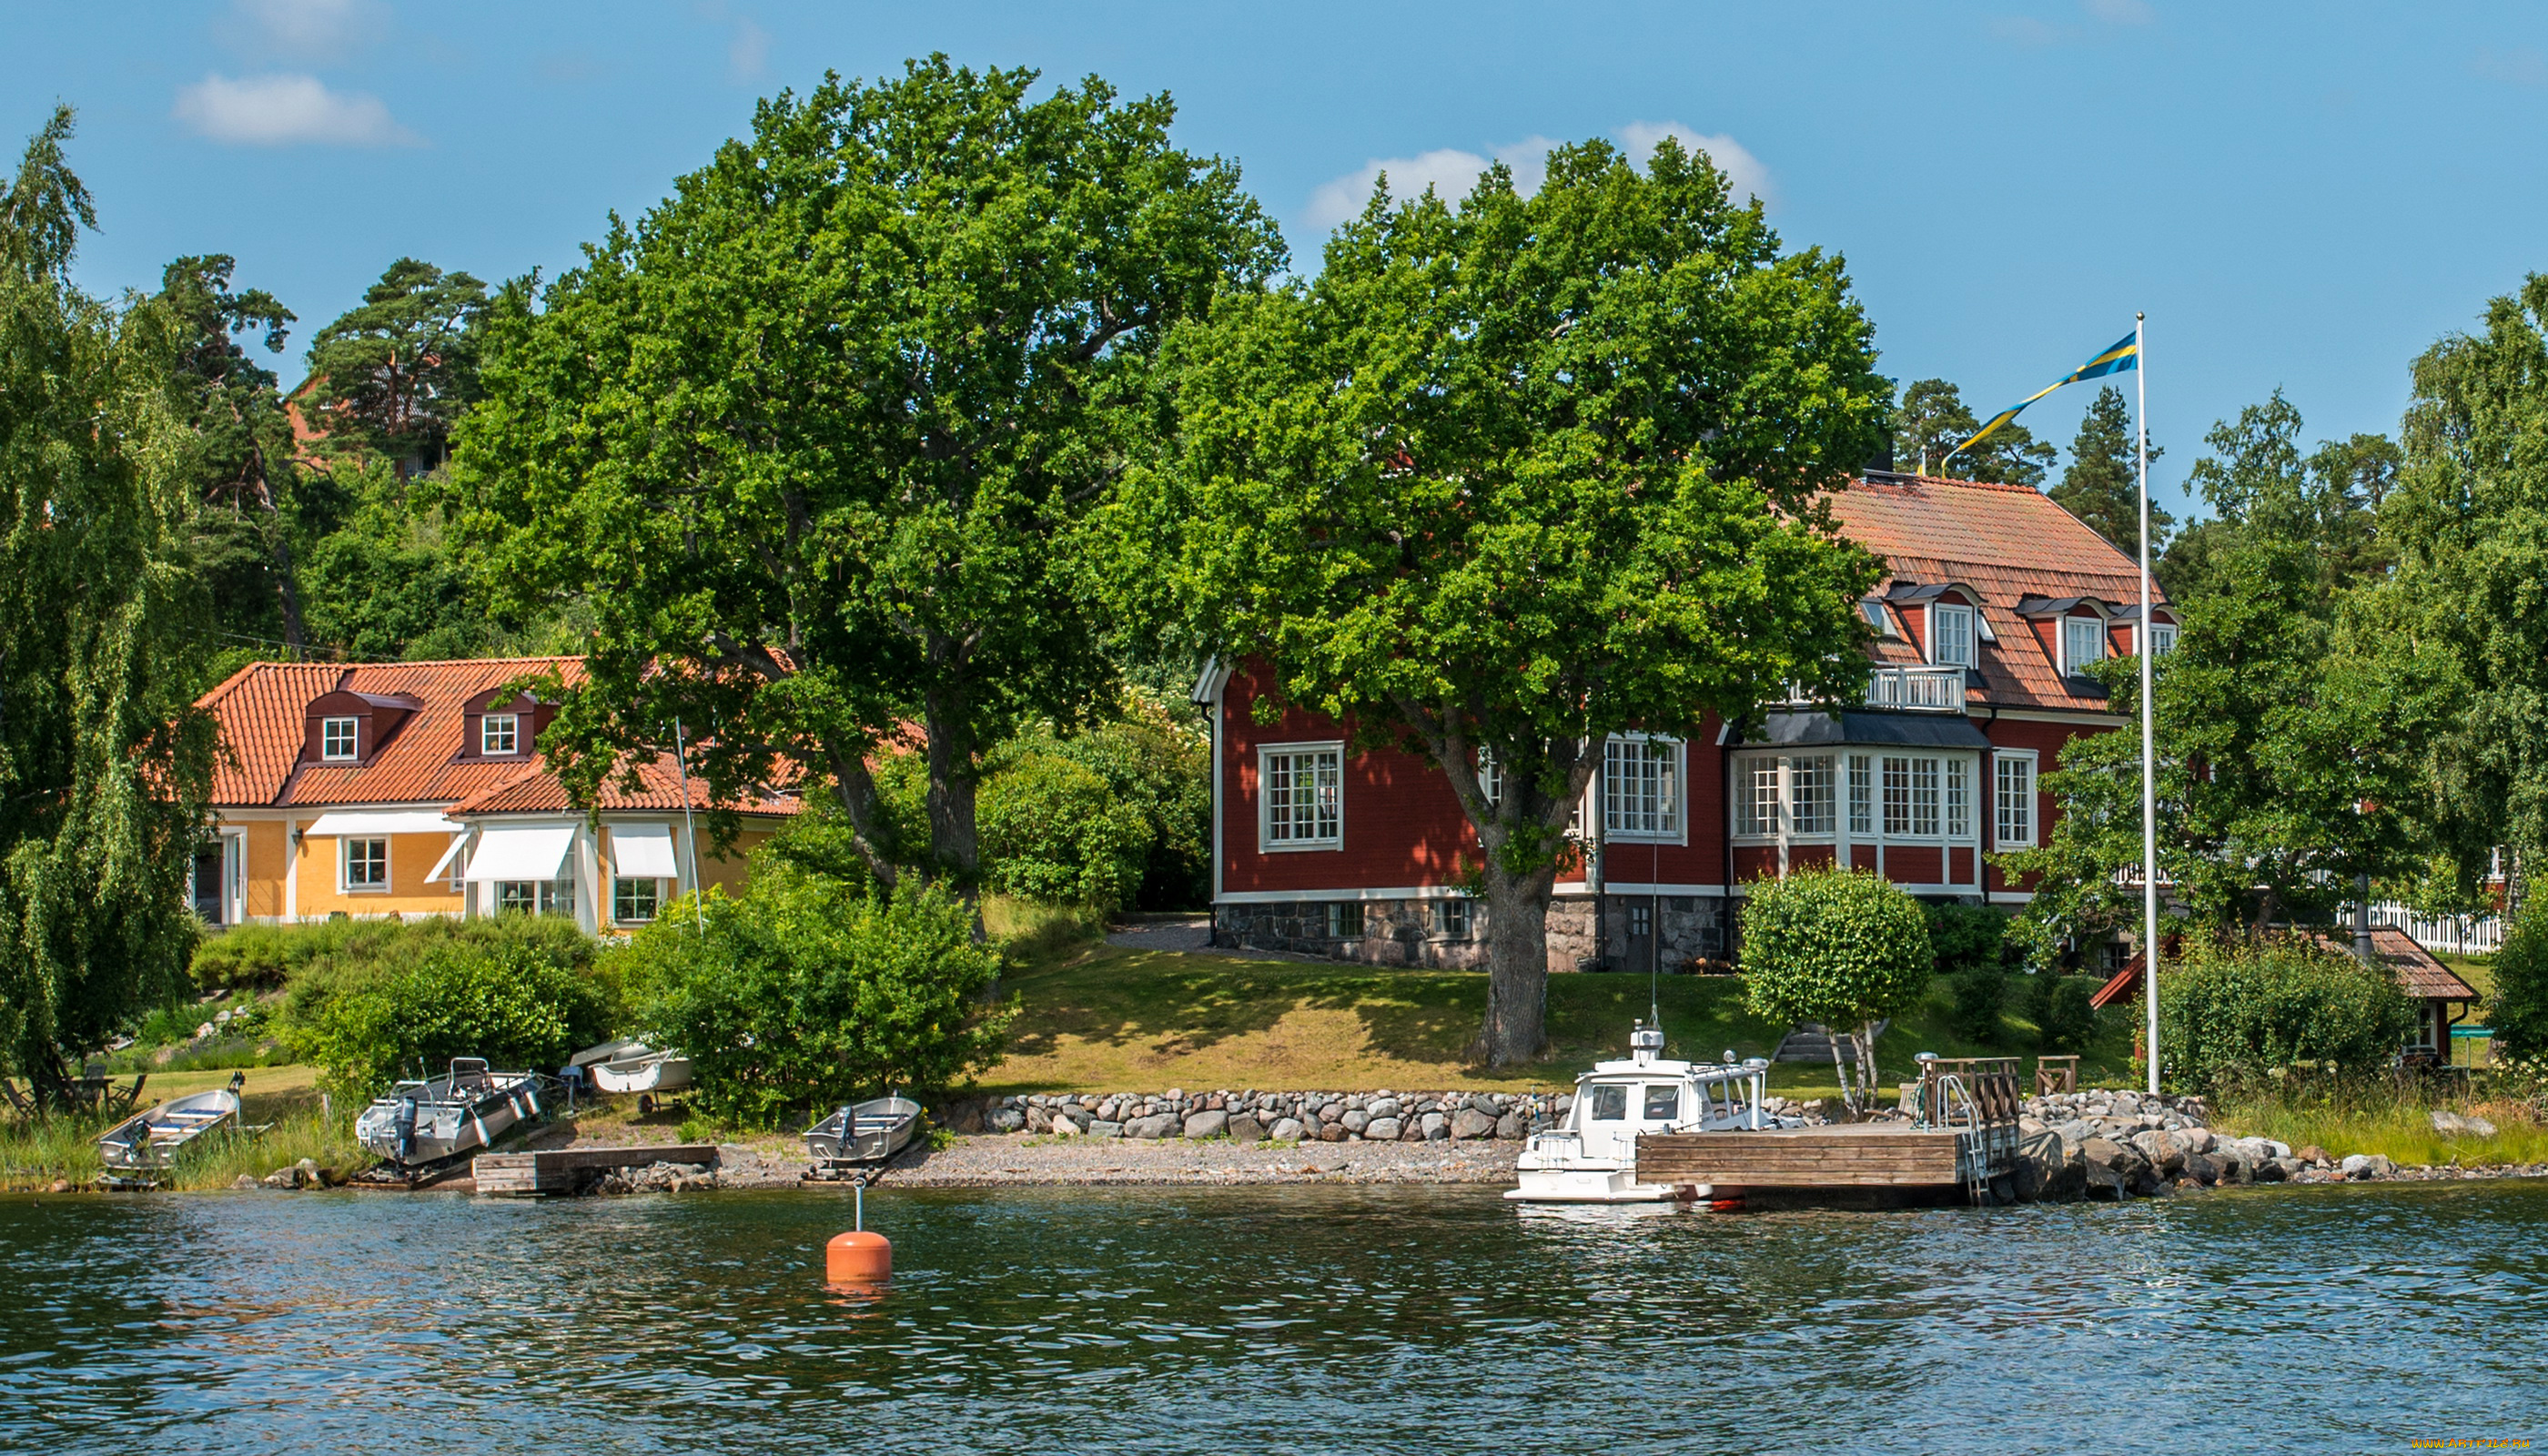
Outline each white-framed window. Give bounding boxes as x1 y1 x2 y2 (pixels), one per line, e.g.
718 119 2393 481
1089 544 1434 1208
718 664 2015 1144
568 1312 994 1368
1434 898 1472 938
1475 746 1503 807
1730 753 1836 840
481 713 520 755
612 875 662 924
1929 602 1976 668
1946 757 1972 839
1882 756 1942 838
2062 615 2108 676
1737 756 1780 837
1847 754 1874 836
1327 901 1364 938
1603 736 1682 839
1997 751 2038 848
343 836 388 891
498 880 576 917
1858 598 1898 638
1792 755 1836 835
1261 743 1343 849
320 716 358 761
2145 622 2179 656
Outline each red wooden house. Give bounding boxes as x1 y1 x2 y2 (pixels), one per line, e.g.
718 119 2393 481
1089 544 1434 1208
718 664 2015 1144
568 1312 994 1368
1193 471 2178 974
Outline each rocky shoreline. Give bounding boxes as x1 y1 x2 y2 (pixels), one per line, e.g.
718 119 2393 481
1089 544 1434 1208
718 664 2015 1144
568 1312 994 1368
2004 1089 2536 1201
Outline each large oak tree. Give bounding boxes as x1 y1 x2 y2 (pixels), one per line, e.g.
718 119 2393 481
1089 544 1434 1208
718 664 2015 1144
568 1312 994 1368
1124 138 1889 1064
450 60 1283 878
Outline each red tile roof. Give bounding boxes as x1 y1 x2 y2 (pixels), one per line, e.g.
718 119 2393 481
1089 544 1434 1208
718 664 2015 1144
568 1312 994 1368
197 657 795 819
447 753 797 817
1831 474 2170 714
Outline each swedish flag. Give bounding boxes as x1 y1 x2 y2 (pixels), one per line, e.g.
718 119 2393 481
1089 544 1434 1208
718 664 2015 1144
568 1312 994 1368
1945 331 2139 470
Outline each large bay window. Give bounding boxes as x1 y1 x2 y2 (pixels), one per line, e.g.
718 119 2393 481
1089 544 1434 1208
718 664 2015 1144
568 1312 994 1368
1731 753 1837 840
1262 743 1343 849
1996 751 2038 847
1603 736 1682 839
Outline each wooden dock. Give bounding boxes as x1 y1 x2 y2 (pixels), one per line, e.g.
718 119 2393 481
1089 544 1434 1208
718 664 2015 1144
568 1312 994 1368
1639 1067 2026 1203
472 1144 719 1198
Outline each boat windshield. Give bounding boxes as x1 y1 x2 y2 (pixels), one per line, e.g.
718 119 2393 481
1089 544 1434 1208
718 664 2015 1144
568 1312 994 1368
1586 1085 1627 1121
1643 1085 1681 1121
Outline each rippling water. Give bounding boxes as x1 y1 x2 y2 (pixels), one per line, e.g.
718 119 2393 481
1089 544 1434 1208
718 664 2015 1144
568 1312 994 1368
4 1179 2543 1453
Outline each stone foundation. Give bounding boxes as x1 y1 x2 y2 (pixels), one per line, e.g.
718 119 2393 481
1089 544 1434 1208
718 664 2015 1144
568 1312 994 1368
1216 893 1732 974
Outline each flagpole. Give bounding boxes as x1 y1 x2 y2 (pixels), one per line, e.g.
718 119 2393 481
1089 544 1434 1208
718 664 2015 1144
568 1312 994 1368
2136 311 2160 1097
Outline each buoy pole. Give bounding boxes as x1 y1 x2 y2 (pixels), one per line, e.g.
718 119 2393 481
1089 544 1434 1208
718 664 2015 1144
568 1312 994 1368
826 1183 892 1285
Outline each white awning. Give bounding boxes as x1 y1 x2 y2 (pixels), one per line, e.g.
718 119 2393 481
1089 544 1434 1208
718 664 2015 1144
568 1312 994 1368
461 824 576 884
423 831 472 882
300 809 458 838
609 823 678 878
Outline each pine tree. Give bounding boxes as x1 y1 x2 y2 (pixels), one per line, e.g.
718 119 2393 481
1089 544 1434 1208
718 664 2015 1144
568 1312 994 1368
1893 378 2056 486
2051 385 2169 558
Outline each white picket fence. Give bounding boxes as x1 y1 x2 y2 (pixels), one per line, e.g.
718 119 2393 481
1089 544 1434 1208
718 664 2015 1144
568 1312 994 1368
2366 903 2504 957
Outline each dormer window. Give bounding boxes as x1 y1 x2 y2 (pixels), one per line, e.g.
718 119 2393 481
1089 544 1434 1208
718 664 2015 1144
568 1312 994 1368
2063 616 2108 676
321 717 359 762
2145 622 2179 656
1858 599 1899 638
1929 603 1976 668
481 713 520 755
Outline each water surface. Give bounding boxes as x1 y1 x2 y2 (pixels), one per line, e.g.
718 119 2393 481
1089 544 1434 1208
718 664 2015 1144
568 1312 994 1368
3 1179 2542 1453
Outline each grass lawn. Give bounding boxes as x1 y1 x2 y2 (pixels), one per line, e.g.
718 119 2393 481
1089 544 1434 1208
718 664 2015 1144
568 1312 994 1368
983 934 2136 1097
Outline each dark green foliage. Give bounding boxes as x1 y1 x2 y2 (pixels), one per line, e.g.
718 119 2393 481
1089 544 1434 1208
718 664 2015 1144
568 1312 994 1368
2156 935 2416 1091
279 935 613 1102
1946 962 2008 1044
976 751 1150 909
1895 377 2056 486
193 914 594 993
2050 385 2169 560
298 460 516 661
1000 693 1210 910
2484 900 2548 1062
617 869 1014 1127
2028 972 2101 1054
0 106 220 1105
1924 902 2014 976
306 258 488 477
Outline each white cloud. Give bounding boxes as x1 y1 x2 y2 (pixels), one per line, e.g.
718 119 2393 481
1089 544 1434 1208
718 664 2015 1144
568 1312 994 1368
2081 0 2153 23
728 19 770 81
1306 123 1770 232
1614 121 1774 207
237 0 389 59
175 73 419 147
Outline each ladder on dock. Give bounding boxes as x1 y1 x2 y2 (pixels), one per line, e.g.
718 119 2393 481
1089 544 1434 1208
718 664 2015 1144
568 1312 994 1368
1916 1065 2023 1205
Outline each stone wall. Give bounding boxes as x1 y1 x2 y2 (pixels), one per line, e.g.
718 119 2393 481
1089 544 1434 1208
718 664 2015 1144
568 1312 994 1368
970 1088 1565 1142
1218 893 1733 974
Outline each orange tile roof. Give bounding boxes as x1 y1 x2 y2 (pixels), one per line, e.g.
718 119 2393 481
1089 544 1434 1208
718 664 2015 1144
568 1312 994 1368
447 753 797 817
197 657 796 819
1831 474 2172 714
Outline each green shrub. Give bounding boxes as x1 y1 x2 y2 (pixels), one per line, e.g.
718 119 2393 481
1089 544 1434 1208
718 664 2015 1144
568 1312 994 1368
1925 902 2015 976
1946 963 2008 1043
2157 933 2416 1092
1025 694 1211 911
2029 973 2101 1054
976 751 1152 909
1742 869 1932 1106
2486 899 2548 1061
194 915 595 994
617 869 1014 1128
272 922 612 1100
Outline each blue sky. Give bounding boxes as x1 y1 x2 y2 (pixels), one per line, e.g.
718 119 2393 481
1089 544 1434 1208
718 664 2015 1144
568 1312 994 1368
13 1 2548 517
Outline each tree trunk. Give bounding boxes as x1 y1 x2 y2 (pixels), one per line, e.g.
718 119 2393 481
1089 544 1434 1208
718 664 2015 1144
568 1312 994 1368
1827 1032 1857 1118
922 676 978 885
1471 858 1555 1066
823 745 900 893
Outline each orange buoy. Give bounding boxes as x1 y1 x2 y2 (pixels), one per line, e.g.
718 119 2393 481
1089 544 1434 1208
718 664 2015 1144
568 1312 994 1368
827 1229 892 1283
1709 1197 1746 1213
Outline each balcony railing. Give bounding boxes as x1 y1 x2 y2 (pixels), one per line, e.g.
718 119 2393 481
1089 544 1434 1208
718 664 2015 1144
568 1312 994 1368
1863 664 1967 713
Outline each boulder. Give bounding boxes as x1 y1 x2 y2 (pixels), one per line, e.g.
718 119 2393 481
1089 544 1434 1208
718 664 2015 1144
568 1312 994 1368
1495 1112 1526 1140
2260 1158 2300 1183
1048 1114 1083 1138
1315 1122 1345 1142
1365 1117 1403 1142
1228 1114 1265 1143
2179 1151 2219 1186
1183 1109 1230 1140
2179 1126 2217 1155
1451 1108 1499 1140
1125 1113 1178 1139
1340 1109 1370 1135
2297 1144 2332 1167
1421 1111 1451 1140
231 1174 260 1190
2129 1129 2187 1179
2340 1153 2395 1180
1026 1107 1054 1134
1367 1097 1401 1120
1267 1117 1306 1143
987 1108 1026 1134
2432 1109 2499 1138
261 1167 300 1189
1089 1120 1124 1138
2079 1138 2148 1200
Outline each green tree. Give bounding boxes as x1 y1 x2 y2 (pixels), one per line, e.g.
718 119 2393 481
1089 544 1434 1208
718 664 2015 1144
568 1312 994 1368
450 59 1284 885
2160 392 2395 609
619 873 1014 1127
2485 898 2548 1061
1127 136 1888 1063
157 253 310 651
306 257 489 479
1740 867 1933 1113
299 459 516 661
1895 377 2056 485
2381 277 2548 912
0 107 219 1105
2049 384 2169 559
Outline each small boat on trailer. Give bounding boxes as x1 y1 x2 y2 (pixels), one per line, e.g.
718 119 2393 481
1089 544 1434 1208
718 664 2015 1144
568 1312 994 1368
355 1058 551 1168
1506 1022 1795 1204
804 1094 921 1177
98 1072 247 1173
589 1046 693 1097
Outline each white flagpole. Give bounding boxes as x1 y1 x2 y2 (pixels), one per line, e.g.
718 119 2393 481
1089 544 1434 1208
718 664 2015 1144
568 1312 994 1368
2136 312 2160 1097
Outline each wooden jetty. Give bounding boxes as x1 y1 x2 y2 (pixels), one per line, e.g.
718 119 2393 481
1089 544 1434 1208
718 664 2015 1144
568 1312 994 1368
472 1144 718 1198
1638 1066 2026 1205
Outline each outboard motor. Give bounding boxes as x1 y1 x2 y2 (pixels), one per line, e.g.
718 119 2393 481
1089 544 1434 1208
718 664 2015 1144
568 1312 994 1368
393 1095 419 1163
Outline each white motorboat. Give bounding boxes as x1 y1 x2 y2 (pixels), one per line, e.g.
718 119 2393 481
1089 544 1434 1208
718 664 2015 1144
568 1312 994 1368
354 1058 549 1167
590 1046 693 1097
98 1072 246 1171
1505 1021 1793 1204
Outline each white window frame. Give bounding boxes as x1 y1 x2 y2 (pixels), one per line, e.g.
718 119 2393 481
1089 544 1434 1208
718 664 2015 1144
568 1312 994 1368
497 879 577 917
1929 602 1976 668
1260 743 1344 851
612 875 662 925
1847 753 1874 836
1946 756 1972 840
481 713 521 755
1729 751 1837 842
320 716 359 762
2144 622 2179 657
1476 746 1503 807
1882 755 1944 839
1996 750 2039 848
342 836 389 892
1603 735 1684 843
2062 614 2108 676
